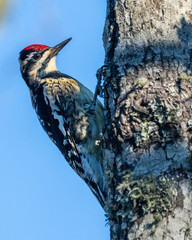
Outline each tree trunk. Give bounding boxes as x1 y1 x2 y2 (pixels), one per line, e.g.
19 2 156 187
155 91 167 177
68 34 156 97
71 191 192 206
102 0 192 239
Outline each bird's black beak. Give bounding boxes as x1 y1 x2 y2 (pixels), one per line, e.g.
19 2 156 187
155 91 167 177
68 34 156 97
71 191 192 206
50 38 72 58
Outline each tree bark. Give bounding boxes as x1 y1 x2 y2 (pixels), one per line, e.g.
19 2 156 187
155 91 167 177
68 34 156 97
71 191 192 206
102 0 192 239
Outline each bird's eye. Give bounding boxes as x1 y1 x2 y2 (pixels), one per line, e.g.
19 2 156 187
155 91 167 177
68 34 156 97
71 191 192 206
33 54 41 61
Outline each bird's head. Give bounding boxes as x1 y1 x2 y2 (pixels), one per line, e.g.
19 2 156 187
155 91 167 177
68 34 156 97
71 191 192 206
19 38 72 86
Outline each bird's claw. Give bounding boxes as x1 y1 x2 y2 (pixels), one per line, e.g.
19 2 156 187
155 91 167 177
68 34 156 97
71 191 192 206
96 65 108 80
90 65 108 112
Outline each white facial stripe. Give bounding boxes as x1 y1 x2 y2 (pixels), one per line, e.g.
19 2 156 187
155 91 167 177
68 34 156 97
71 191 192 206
19 52 36 72
28 50 50 78
22 52 36 66
27 52 36 61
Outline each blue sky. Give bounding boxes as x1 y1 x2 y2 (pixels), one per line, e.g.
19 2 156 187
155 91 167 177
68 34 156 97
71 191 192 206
0 0 109 239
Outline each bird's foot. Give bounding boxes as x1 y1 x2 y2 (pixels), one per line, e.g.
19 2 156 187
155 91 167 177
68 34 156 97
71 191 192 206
90 65 108 112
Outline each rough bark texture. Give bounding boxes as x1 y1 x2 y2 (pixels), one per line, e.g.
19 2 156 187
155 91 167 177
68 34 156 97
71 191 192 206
102 0 192 239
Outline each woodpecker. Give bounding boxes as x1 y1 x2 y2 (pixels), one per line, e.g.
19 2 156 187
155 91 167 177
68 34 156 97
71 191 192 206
19 38 106 207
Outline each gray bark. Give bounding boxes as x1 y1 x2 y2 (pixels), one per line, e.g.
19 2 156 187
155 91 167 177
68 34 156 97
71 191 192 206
102 0 192 239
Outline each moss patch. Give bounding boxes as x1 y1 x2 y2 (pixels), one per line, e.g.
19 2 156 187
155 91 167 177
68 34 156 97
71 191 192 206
117 174 177 217
105 173 178 228
179 73 192 83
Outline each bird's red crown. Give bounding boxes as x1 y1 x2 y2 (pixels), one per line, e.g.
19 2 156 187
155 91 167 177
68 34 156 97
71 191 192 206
24 44 50 51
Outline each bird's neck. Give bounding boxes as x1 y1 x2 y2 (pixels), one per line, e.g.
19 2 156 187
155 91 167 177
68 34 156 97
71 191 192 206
43 57 58 74
24 57 58 88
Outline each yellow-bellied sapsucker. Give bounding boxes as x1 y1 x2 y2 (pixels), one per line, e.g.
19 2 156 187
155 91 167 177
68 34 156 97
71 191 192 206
19 38 106 207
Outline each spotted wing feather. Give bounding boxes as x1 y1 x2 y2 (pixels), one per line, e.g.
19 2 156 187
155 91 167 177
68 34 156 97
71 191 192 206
31 78 105 207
